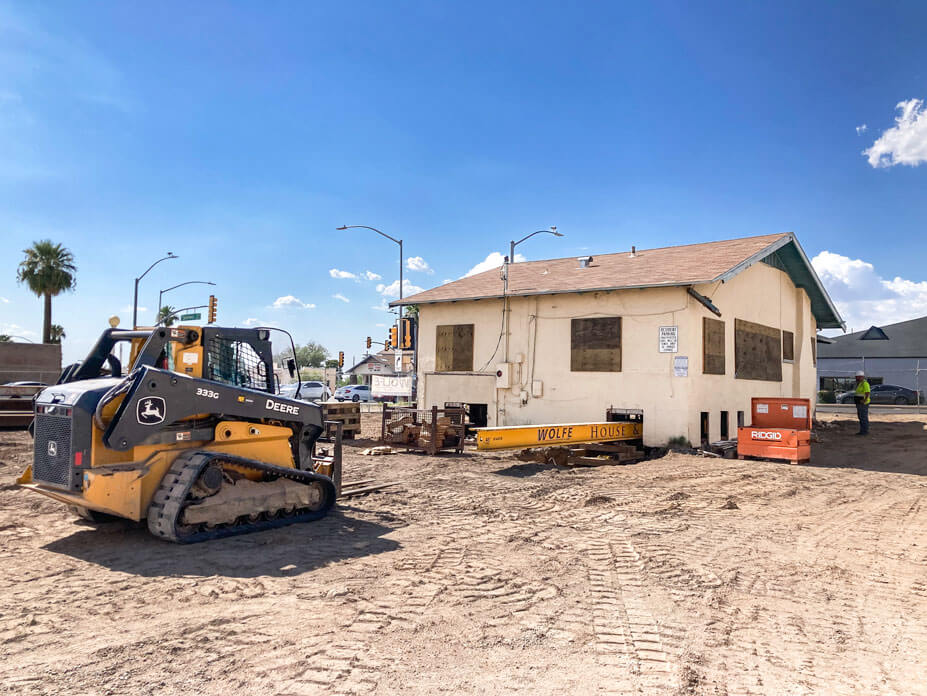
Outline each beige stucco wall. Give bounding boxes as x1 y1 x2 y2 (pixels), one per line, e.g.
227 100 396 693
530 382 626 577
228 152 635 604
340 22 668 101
417 261 817 446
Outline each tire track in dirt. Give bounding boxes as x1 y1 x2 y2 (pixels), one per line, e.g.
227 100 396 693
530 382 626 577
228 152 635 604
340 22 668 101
583 533 677 694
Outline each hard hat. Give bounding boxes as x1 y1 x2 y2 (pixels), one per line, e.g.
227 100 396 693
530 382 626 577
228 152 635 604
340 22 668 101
855 370 865 377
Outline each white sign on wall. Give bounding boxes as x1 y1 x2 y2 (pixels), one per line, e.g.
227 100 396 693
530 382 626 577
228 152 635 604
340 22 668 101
394 350 403 372
372 375 412 397
673 355 688 377
659 326 678 353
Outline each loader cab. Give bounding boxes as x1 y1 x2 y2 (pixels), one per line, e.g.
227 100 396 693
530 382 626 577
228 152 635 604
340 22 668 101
129 326 277 393
64 326 278 394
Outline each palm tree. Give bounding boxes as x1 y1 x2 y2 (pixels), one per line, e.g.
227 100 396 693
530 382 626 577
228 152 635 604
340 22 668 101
16 241 77 344
158 305 177 327
48 324 66 344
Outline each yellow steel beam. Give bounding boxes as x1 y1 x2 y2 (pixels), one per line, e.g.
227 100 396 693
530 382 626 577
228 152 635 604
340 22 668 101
475 421 643 451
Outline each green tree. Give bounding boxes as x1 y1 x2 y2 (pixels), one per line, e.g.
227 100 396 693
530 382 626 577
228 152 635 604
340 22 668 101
404 304 419 319
275 341 329 369
158 305 177 327
16 240 77 344
48 324 66 344
324 358 340 368
0 335 12 343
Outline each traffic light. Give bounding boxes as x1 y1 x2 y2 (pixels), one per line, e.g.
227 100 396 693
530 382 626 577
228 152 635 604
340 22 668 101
366 336 372 349
389 325 399 348
338 351 344 368
400 318 413 349
207 295 217 324
385 338 392 350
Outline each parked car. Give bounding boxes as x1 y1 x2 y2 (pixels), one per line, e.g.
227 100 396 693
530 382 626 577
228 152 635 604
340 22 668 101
279 381 331 402
837 383 919 405
334 384 372 402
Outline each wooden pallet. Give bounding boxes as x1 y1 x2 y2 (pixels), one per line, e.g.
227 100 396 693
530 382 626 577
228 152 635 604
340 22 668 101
321 402 361 439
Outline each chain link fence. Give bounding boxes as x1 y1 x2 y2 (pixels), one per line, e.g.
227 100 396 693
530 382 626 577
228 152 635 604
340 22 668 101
817 358 926 410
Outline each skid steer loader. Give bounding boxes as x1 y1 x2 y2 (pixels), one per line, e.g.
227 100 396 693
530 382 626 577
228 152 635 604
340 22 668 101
17 325 340 543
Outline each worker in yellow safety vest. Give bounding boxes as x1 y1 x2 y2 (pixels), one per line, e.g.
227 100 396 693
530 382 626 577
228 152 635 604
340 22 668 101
853 370 871 436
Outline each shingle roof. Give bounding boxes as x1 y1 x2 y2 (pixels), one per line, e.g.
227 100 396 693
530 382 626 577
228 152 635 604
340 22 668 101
819 316 927 358
393 232 844 328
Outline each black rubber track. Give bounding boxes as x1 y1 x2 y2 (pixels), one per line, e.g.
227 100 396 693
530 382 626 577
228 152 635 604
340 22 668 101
147 450 336 543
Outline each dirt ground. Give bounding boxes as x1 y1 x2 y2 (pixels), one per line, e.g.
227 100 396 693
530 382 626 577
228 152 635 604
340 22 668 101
1 413 926 696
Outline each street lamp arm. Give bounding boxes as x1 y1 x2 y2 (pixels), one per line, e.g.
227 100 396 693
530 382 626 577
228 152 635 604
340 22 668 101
161 280 215 294
138 253 178 281
337 225 401 246
513 230 546 247
509 228 562 264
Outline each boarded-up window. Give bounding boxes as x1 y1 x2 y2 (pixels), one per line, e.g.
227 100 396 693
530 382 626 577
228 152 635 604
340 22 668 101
782 330 794 362
811 336 817 366
435 324 474 372
734 319 782 382
571 317 621 372
702 318 725 375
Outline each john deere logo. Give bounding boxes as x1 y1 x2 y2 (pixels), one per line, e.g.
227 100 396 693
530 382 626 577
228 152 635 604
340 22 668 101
137 397 166 425
47 441 57 457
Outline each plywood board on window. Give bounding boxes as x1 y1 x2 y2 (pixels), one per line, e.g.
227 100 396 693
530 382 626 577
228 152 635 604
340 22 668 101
703 317 725 375
571 317 621 372
436 324 474 372
734 318 782 382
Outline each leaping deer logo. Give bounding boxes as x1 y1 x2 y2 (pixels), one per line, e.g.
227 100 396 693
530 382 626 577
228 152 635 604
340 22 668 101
137 397 166 425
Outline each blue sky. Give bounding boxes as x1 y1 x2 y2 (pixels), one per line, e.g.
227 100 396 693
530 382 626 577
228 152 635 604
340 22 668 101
2 1 927 362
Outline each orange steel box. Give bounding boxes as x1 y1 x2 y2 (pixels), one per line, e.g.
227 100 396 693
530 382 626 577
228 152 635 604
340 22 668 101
737 397 812 463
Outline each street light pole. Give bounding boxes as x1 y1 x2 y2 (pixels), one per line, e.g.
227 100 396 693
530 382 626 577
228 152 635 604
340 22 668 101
502 227 563 417
158 280 216 323
133 252 178 329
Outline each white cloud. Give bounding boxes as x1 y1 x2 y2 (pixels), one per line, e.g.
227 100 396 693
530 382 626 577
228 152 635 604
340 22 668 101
272 295 315 309
376 279 425 299
332 293 350 303
463 251 526 277
362 270 382 281
329 268 357 279
120 304 147 313
864 98 927 168
242 318 262 326
375 323 387 328
406 256 433 274
812 250 927 332
0 296 9 303
856 124 867 135
0 323 37 338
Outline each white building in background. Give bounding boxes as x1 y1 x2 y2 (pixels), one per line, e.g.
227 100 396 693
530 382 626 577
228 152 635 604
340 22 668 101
393 233 843 447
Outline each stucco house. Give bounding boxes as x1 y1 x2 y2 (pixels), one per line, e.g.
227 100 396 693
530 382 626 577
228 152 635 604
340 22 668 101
392 232 843 447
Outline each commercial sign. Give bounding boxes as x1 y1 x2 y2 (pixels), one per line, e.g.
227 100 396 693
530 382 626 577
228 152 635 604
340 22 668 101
659 326 678 353
372 375 412 397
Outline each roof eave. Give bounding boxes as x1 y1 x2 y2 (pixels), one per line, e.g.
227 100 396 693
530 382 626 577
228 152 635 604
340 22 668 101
390 279 716 307
714 233 845 330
